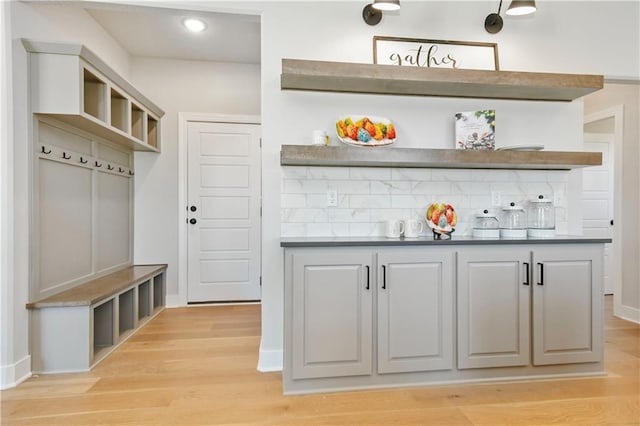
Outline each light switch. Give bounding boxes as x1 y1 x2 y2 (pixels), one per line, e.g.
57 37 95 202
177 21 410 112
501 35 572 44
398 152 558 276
327 190 338 207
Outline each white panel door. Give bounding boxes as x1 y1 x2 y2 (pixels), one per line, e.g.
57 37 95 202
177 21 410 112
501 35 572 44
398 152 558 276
582 133 614 294
187 122 261 302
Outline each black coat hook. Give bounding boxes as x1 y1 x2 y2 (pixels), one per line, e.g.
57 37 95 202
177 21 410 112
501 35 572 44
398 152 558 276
107 164 114 171
79 157 88 164
62 152 71 160
118 167 124 173
41 146 51 155
94 161 102 168
128 170 134 176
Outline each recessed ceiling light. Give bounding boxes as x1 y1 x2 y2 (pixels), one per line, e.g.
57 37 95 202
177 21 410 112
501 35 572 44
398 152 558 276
183 18 207 33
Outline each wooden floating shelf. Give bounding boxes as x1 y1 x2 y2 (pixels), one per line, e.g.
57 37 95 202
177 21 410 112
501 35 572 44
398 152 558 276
281 59 603 102
280 145 602 170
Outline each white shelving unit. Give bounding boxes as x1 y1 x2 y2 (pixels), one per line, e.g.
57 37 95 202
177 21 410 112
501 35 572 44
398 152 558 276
23 39 164 152
27 265 167 373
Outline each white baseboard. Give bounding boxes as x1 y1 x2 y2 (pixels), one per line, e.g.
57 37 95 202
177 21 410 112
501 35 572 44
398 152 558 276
257 345 283 372
0 355 31 390
615 303 640 324
165 294 183 308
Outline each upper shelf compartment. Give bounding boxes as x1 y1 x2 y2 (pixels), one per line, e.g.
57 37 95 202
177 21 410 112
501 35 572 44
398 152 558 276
281 59 603 102
23 39 164 152
280 145 602 170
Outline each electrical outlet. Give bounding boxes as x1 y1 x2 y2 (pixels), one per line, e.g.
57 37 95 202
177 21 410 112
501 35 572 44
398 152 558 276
491 191 501 207
327 190 338 207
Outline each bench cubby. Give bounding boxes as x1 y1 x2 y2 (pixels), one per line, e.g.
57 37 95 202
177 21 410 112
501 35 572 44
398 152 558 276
27 264 167 373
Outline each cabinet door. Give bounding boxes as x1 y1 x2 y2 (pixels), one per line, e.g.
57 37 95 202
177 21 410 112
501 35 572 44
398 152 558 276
377 248 454 374
289 250 373 379
532 245 603 365
457 247 531 369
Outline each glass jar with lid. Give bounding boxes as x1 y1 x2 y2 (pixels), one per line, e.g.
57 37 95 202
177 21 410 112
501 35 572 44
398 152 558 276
472 209 500 239
527 194 555 238
500 202 527 238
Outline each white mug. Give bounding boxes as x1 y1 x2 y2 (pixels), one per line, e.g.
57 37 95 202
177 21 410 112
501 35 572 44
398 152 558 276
312 130 329 146
404 219 425 238
385 220 405 238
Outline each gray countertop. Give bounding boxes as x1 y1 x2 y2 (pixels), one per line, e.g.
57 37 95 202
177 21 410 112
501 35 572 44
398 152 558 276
281 235 612 247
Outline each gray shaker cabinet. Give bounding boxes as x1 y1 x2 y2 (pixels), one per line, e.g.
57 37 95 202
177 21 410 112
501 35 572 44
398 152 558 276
288 250 373 380
457 247 531 369
532 245 603 365
377 249 454 374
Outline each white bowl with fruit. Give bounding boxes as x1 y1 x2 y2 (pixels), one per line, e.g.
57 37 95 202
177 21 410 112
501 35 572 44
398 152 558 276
335 115 396 147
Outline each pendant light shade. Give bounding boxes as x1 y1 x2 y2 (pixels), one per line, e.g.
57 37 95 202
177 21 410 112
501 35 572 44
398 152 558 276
372 0 400 11
506 0 536 16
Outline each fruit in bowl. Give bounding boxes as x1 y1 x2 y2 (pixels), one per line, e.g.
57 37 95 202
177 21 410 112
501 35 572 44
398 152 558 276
336 115 396 146
426 203 457 239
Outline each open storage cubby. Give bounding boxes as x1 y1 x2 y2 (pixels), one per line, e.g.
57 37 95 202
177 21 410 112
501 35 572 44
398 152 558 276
110 88 128 133
83 68 106 121
131 103 144 142
23 39 164 152
93 298 114 360
118 287 135 336
147 115 158 148
138 279 151 321
153 273 164 312
27 265 167 373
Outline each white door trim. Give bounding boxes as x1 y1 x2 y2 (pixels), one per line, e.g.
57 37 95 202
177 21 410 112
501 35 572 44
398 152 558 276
584 105 624 318
177 113 261 307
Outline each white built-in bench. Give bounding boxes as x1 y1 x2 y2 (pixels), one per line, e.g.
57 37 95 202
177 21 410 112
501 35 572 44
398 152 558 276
26 264 167 373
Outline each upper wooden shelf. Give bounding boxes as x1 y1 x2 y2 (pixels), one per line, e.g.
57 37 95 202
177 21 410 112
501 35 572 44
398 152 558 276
280 145 602 170
281 59 603 102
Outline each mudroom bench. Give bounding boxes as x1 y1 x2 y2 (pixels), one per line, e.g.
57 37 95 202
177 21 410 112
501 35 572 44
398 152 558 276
26 264 167 373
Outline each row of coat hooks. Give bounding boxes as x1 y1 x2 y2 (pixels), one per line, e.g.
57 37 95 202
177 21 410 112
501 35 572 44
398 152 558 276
40 145 134 176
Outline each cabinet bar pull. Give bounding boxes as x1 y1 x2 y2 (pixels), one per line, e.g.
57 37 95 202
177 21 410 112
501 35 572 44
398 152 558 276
523 262 530 286
365 265 370 290
537 262 544 285
382 265 386 290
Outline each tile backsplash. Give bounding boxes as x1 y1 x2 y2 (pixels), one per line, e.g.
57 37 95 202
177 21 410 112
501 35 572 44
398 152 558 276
281 166 569 237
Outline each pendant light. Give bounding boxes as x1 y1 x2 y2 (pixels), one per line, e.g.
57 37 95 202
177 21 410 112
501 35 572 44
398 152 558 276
506 0 536 16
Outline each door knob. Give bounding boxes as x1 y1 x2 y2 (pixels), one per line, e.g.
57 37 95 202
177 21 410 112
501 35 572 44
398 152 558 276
190 206 197 212
189 218 197 225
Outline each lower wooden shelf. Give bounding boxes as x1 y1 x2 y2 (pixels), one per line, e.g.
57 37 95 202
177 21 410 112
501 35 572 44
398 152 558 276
280 145 602 170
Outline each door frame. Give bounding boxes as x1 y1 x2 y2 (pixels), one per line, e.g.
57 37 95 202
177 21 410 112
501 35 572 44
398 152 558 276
584 105 623 316
177 113 261 307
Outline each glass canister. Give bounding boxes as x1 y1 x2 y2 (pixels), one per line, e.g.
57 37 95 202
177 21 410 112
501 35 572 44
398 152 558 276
527 194 555 238
500 202 527 238
472 209 500 238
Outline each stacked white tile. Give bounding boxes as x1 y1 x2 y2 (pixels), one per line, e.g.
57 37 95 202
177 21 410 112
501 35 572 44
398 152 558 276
281 166 568 237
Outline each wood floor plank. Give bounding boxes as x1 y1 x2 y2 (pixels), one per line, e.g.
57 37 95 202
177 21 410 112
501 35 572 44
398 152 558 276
2 296 638 425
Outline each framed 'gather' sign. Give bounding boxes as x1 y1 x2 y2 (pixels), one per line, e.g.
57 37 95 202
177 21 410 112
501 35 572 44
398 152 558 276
373 36 500 71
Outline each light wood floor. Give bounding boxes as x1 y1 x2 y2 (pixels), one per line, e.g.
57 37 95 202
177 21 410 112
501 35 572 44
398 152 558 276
2 296 638 425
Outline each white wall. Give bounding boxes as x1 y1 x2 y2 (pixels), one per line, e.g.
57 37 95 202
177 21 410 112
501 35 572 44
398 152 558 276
584 83 640 319
128 57 261 300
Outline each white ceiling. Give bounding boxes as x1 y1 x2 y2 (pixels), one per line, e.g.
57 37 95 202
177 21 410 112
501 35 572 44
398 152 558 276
86 6 261 64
